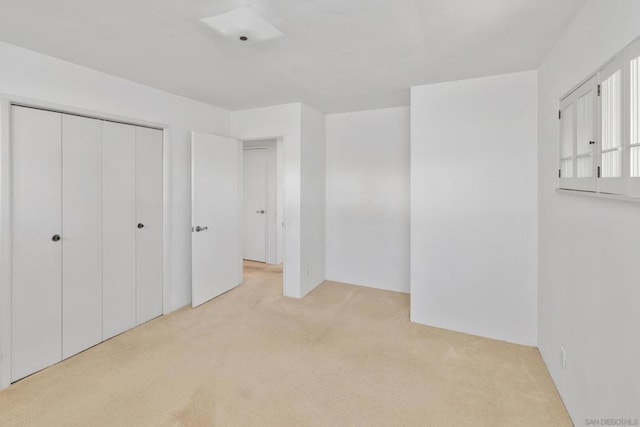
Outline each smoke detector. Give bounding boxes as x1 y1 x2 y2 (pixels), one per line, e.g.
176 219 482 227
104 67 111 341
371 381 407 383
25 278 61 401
201 6 283 43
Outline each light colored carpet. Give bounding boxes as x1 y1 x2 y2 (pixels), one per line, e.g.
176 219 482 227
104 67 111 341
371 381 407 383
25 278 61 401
0 261 571 426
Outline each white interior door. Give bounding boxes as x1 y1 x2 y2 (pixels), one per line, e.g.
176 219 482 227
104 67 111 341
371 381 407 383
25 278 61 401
243 148 267 262
191 132 241 307
61 114 103 359
102 121 136 339
11 106 63 381
135 127 164 324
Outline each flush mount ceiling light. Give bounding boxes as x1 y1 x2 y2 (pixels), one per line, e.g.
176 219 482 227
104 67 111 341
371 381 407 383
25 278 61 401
201 6 283 43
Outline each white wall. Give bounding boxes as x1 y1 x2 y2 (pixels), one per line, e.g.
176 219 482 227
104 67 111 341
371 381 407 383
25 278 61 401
538 0 640 422
410 71 538 346
0 41 230 312
300 104 326 296
231 104 303 297
232 103 326 298
325 107 410 293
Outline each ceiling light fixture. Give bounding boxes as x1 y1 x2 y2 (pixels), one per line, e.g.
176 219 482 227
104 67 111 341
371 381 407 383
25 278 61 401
201 6 283 43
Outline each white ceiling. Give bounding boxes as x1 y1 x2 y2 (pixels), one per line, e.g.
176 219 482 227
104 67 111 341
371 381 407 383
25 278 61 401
0 0 585 113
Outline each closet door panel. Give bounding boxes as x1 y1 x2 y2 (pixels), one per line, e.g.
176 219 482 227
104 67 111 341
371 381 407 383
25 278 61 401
61 114 103 359
102 122 136 339
135 127 163 324
11 106 63 381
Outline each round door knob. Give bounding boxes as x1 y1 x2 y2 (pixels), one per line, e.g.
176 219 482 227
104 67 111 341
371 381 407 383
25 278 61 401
137 223 144 229
52 234 61 242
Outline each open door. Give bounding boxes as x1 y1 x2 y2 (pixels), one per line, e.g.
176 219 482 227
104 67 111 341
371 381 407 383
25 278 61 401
191 132 242 307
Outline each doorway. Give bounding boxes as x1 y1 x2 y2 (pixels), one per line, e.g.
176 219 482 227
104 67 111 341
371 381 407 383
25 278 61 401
242 139 282 265
189 133 284 310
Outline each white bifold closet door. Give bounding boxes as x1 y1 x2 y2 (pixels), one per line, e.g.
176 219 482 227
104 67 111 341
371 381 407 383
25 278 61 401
135 127 163 324
103 122 163 332
102 122 136 339
61 114 103 359
11 107 63 381
11 106 164 382
103 124 163 332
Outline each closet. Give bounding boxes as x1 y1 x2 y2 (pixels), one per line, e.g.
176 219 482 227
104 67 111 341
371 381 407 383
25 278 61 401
11 105 163 382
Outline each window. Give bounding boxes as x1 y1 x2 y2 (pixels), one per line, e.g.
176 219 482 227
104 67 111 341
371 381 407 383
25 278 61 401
559 75 597 192
629 38 640 196
559 37 640 197
598 56 623 194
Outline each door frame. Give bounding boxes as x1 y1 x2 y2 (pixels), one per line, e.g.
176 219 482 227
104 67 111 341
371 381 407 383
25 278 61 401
243 141 284 264
240 137 285 271
0 96 172 389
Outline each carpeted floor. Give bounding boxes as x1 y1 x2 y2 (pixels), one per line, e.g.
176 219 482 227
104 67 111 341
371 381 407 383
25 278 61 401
0 261 571 426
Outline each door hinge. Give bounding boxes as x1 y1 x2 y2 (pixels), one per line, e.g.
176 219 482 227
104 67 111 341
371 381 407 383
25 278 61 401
597 84 601 96
597 166 601 178
558 109 561 120
558 169 562 178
